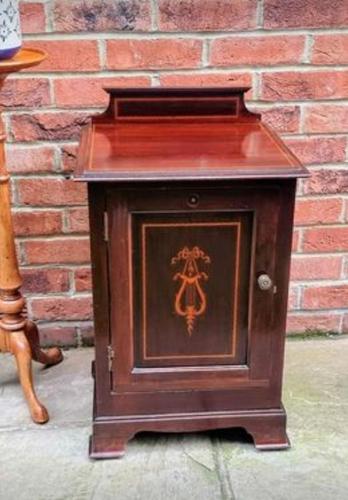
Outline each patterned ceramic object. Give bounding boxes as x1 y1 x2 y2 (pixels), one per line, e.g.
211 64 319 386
0 0 21 60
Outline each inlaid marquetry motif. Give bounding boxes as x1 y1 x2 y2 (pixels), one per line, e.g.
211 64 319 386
171 246 211 336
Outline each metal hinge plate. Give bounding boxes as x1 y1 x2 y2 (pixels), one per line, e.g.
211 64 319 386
104 211 109 242
107 345 115 371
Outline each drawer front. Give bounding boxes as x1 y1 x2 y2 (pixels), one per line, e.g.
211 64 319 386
107 185 281 392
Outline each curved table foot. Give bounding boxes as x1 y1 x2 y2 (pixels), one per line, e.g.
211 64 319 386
10 330 49 424
3 321 64 424
26 320 63 366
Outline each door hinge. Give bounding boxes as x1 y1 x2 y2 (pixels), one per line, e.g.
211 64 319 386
107 345 115 371
103 211 109 242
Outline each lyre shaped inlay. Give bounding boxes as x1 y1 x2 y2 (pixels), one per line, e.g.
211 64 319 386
171 246 211 335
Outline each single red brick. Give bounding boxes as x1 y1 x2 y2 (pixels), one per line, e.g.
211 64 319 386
80 324 94 347
286 313 341 334
13 210 63 236
53 0 151 32
158 0 257 31
60 145 78 173
74 267 92 292
294 198 342 226
15 241 22 265
304 105 348 133
312 34 348 64
0 78 50 108
344 254 348 272
303 285 348 309
17 178 87 206
292 229 300 252
31 296 93 321
343 313 348 333
288 286 299 310
264 0 348 28
23 238 90 264
258 106 300 133
106 39 202 70
38 326 78 347
54 76 151 108
303 169 348 195
285 137 346 166
66 207 89 233
262 71 348 101
23 40 100 72
290 255 342 280
345 252 348 274
159 72 252 88
6 146 56 174
20 2 46 33
22 268 70 294
210 36 305 66
9 112 91 142
303 227 348 252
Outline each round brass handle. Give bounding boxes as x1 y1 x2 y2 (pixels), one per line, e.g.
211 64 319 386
257 274 273 291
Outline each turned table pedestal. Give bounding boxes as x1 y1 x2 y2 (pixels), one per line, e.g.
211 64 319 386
0 49 63 424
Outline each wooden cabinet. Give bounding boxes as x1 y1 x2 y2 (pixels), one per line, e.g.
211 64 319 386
75 87 308 459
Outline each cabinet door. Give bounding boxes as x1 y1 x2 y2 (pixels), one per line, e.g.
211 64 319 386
132 211 252 368
107 185 280 393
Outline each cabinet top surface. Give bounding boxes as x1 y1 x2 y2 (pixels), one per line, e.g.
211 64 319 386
75 88 308 182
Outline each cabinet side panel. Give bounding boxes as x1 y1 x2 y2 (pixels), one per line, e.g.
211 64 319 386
270 179 297 396
88 183 111 416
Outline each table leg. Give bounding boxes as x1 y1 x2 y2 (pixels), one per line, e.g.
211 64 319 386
26 320 63 366
10 329 49 424
0 78 63 423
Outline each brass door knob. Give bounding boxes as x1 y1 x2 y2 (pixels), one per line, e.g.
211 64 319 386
257 274 273 291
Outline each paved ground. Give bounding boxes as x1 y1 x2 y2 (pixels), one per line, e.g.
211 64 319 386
0 337 347 500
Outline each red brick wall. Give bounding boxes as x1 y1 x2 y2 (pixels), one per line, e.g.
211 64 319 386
4 0 348 346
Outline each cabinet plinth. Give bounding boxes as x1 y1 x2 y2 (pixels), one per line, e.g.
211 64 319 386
76 87 309 459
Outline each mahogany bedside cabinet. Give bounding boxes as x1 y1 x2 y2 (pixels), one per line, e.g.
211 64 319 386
75 87 308 459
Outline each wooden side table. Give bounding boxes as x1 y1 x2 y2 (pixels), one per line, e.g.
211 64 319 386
0 49 63 424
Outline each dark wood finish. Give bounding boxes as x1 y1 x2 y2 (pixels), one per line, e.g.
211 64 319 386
75 87 307 182
131 210 252 367
76 87 308 459
0 50 63 424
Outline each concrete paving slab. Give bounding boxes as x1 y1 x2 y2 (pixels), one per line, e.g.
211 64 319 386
0 349 93 430
218 337 348 500
0 337 347 500
91 433 222 500
0 427 223 500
